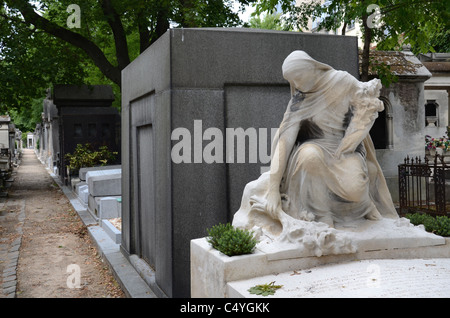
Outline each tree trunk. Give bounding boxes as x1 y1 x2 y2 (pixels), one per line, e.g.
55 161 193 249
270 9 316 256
100 0 130 71
10 0 122 87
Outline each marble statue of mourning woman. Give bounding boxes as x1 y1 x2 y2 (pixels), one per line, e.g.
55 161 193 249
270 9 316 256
233 51 398 252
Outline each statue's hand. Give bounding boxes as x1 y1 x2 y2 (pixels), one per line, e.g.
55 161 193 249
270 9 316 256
265 188 282 220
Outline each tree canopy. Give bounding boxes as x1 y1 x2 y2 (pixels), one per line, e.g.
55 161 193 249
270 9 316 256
254 0 449 81
249 12 290 30
0 0 254 131
1 0 448 131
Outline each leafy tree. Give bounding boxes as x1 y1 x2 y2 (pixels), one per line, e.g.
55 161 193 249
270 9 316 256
8 97 45 132
2 0 252 87
428 29 450 53
249 12 290 30
1 0 255 128
254 0 449 81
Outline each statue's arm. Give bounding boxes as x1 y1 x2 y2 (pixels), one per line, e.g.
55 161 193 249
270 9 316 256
266 123 299 218
335 97 383 159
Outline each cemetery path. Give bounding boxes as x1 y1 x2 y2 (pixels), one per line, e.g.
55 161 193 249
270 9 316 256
0 149 124 298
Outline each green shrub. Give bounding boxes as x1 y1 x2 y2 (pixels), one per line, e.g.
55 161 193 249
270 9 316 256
433 216 450 237
65 143 118 171
405 213 450 237
206 223 258 256
406 213 431 227
206 223 233 250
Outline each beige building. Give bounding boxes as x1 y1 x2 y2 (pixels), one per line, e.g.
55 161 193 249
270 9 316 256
419 53 450 132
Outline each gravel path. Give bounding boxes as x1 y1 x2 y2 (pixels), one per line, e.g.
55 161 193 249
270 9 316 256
0 149 124 298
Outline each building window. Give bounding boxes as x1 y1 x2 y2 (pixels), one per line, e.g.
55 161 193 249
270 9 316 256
73 124 82 137
88 123 97 137
346 20 355 31
102 123 111 138
425 100 439 127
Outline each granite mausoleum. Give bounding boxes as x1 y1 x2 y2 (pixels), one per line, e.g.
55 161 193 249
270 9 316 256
121 28 360 297
49 84 121 184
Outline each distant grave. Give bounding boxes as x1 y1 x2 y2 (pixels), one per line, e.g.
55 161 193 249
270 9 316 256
52 84 121 184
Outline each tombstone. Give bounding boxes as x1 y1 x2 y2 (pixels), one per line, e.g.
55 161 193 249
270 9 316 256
0 116 12 175
52 84 121 184
26 133 34 149
14 129 22 164
41 89 60 171
121 28 359 297
7 122 15 158
34 123 42 155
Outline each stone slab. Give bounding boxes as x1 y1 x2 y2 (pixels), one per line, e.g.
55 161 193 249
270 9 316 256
191 218 449 298
227 258 450 298
78 185 89 205
101 219 121 244
88 194 101 217
85 169 121 183
70 177 81 193
99 196 122 219
75 181 87 196
87 173 121 197
79 165 121 181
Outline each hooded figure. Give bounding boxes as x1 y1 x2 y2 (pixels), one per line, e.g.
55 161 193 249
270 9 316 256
233 51 398 235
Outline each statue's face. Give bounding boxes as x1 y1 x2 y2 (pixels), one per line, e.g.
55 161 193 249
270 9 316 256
282 51 333 93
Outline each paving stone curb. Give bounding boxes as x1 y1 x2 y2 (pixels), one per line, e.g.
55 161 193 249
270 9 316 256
0 201 25 298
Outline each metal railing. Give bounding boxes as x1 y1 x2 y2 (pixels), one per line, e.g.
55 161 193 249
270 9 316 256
398 154 449 216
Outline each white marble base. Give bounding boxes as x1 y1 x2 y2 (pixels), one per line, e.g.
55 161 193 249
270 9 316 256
191 217 447 298
227 258 450 298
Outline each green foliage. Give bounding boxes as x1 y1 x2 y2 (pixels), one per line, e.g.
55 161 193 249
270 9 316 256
1 0 255 118
206 223 234 250
254 0 450 85
65 143 118 171
249 12 291 31
405 213 450 237
8 98 46 132
428 29 450 54
248 281 283 296
369 59 398 88
206 223 258 256
0 20 88 113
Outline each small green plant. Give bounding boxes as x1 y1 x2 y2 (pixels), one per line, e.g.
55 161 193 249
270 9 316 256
65 143 118 171
206 223 258 256
206 223 233 250
405 213 450 237
248 281 283 296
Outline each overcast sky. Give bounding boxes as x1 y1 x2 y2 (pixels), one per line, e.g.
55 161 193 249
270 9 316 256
233 2 256 24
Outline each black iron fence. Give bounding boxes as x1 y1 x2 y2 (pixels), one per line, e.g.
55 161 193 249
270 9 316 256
398 154 449 216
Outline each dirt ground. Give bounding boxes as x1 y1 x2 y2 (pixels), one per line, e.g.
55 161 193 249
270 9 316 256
6 149 124 298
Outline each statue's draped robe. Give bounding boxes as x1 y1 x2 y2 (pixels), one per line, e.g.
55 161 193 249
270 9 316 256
233 51 397 232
